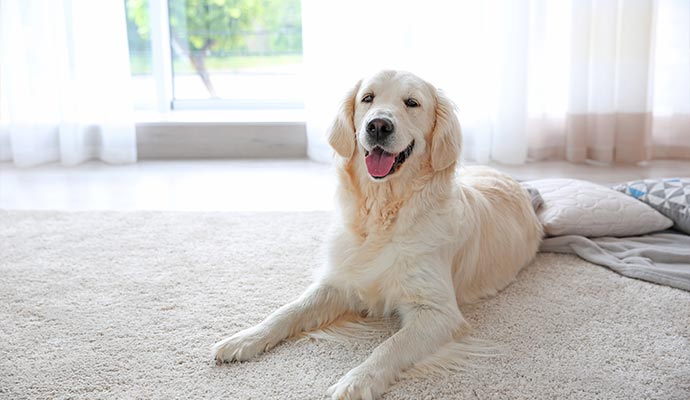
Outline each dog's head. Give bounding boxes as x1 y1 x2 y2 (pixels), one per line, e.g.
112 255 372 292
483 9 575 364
328 70 461 181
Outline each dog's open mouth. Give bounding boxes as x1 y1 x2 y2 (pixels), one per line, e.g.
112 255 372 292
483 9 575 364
364 140 415 179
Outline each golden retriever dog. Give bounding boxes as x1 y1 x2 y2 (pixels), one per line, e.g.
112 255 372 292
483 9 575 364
213 70 543 399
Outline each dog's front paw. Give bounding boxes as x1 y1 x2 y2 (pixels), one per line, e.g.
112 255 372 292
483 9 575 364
327 366 391 400
212 326 270 364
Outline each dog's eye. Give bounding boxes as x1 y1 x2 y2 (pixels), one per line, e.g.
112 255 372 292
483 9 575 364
405 98 419 108
362 94 374 103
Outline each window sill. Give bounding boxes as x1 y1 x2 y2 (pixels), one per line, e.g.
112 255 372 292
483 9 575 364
134 109 307 159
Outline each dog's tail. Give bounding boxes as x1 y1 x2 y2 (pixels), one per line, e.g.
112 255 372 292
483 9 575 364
300 315 504 378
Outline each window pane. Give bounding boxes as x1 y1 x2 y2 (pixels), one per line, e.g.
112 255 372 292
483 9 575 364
125 0 157 109
168 0 303 105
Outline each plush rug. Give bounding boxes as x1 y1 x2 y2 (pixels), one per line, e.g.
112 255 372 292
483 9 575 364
1 211 688 400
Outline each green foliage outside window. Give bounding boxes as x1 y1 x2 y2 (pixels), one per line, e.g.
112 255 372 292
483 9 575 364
125 0 302 97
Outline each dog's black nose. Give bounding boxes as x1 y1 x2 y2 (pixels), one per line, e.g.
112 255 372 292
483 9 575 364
366 118 394 143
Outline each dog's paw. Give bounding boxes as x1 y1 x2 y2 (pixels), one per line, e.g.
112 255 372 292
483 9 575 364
212 326 270 364
327 366 390 400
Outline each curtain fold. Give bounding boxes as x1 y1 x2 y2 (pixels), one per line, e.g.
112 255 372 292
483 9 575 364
303 0 690 165
0 0 136 167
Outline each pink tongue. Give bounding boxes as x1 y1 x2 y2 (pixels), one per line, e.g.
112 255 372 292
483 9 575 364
365 147 396 177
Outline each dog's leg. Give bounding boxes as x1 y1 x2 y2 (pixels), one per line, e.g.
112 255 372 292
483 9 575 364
213 283 349 364
327 299 465 400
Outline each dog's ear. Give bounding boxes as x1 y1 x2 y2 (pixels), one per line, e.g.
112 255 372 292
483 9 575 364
430 89 462 171
328 80 362 159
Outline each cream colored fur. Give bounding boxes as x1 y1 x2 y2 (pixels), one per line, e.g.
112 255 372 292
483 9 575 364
212 70 543 400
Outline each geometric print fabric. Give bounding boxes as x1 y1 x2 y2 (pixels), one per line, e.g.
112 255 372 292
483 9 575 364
613 178 690 234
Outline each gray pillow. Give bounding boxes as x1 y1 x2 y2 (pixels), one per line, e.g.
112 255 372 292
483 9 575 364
526 178 672 237
612 178 690 235
521 184 544 212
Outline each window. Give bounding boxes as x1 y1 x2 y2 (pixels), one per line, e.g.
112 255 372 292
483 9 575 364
124 0 303 111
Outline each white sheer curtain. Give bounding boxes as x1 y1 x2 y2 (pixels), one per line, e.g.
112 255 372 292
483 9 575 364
0 0 136 167
303 0 690 165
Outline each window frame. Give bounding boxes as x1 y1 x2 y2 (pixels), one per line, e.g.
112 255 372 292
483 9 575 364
149 0 174 112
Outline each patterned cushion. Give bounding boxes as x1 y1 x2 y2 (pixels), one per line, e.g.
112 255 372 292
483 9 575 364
613 178 690 234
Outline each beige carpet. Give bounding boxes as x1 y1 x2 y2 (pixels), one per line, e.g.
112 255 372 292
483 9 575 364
1 211 688 400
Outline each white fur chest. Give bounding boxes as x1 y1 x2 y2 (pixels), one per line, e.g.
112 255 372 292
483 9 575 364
324 219 456 317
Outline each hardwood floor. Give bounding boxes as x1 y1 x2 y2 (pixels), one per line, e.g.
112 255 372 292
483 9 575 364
1 159 688 211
